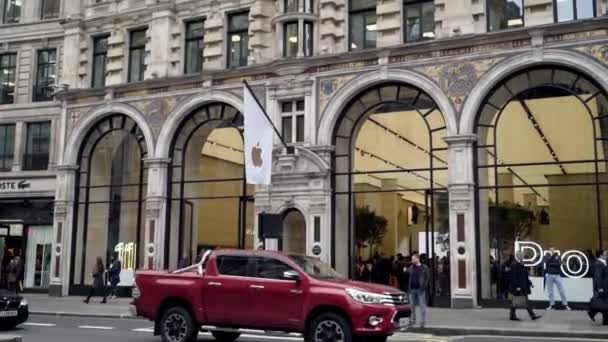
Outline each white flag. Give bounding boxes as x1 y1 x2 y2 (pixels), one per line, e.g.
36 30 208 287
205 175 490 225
244 84 273 185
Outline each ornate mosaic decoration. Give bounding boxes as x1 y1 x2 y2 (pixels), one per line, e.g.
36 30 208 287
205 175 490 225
574 44 608 65
318 74 357 118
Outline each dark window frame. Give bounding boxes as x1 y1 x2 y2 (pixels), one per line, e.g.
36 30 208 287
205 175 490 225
33 49 56 102
184 19 205 74
3 0 20 24
227 10 250 69
403 0 435 43
23 121 51 171
0 124 15 172
91 34 109 88
128 29 147 83
553 0 596 23
349 1 377 51
0 53 16 105
41 0 60 19
486 0 525 32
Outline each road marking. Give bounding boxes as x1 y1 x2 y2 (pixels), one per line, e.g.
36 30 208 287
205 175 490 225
23 322 56 327
133 327 154 333
78 325 115 330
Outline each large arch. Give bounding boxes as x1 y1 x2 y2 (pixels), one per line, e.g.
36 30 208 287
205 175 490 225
318 68 458 146
460 50 608 135
63 103 155 166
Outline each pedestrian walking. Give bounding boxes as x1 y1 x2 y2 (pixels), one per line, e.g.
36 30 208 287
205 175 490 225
509 252 541 321
589 250 608 325
84 257 107 304
107 252 121 299
544 248 571 310
407 253 430 328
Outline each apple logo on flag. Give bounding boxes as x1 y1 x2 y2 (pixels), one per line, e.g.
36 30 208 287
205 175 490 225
252 142 263 167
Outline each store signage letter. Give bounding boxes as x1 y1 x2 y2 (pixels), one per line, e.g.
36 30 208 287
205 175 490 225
0 180 31 191
514 240 589 279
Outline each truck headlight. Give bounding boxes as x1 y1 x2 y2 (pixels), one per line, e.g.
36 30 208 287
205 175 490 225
346 288 390 305
19 298 27 307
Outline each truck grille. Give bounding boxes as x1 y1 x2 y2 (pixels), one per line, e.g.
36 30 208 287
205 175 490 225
0 300 20 310
382 294 408 306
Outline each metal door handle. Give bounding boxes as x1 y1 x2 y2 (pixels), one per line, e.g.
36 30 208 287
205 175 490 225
208 282 222 287
250 284 265 289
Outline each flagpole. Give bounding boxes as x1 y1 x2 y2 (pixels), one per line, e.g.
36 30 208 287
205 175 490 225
243 80 294 154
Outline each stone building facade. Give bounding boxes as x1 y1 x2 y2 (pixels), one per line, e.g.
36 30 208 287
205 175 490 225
0 0 607 307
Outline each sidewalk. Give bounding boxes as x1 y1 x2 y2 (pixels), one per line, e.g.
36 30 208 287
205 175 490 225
23 294 608 339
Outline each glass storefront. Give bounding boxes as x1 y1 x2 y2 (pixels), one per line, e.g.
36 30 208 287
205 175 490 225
475 66 608 303
167 103 254 268
72 114 148 290
332 82 450 303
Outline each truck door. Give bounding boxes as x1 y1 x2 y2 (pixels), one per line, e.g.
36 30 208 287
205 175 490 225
203 255 253 326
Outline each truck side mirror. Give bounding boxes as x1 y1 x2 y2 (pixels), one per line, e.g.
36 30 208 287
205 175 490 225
283 270 300 281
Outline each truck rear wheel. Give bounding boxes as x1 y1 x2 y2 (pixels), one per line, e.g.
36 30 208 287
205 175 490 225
211 331 241 341
308 312 353 342
159 306 198 342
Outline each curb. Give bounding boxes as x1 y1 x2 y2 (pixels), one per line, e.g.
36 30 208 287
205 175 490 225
30 311 139 320
404 327 608 340
0 336 21 342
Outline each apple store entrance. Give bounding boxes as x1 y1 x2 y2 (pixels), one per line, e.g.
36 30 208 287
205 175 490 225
167 102 255 269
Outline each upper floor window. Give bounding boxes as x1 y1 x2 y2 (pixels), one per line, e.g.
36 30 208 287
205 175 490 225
185 19 205 74
554 0 595 22
92 35 109 88
284 0 314 13
281 99 305 143
0 124 15 172
41 0 60 19
349 0 377 50
0 53 16 105
23 121 51 171
128 29 147 83
404 0 435 42
227 11 249 68
33 49 56 102
487 0 524 32
3 0 21 24
283 21 314 58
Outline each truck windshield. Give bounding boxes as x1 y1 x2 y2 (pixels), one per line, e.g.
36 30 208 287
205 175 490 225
289 255 343 280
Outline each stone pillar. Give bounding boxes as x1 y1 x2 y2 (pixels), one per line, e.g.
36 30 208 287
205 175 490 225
376 0 401 48
60 22 83 90
49 164 79 297
445 135 478 308
143 158 171 270
319 0 346 55
11 122 24 171
146 9 174 80
436 0 477 38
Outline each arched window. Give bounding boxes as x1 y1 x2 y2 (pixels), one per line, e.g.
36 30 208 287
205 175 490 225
72 114 148 292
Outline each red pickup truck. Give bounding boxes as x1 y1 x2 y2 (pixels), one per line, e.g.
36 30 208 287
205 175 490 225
132 250 410 342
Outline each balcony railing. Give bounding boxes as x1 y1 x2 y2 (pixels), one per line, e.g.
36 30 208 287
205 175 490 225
33 84 54 102
0 154 13 172
22 153 49 171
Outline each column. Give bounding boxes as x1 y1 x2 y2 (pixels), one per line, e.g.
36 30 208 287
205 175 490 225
12 122 24 172
445 135 478 308
49 164 79 297
143 158 171 270
146 8 174 80
60 22 83 90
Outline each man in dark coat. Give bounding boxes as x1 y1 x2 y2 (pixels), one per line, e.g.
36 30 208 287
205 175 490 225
589 250 608 325
407 253 431 328
107 252 121 299
509 252 541 321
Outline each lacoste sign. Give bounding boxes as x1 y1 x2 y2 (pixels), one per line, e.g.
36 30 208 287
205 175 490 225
0 180 31 191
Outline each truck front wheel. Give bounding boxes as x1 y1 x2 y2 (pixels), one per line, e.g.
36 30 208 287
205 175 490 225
159 306 198 342
308 312 353 342
211 331 241 341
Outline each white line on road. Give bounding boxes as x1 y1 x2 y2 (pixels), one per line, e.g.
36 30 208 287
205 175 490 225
78 325 115 330
23 322 57 327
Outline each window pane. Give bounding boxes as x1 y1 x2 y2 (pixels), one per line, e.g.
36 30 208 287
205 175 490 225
576 0 594 19
296 115 304 142
229 12 249 31
4 0 21 24
284 22 299 57
285 0 298 12
556 0 574 22
217 256 249 276
304 21 313 56
41 0 59 19
282 101 293 112
364 12 377 48
0 53 16 104
405 4 421 42
0 124 14 171
282 116 293 143
349 13 365 50
24 122 51 170
488 0 523 31
34 50 56 102
186 20 205 39
296 99 305 111
421 2 435 39
185 21 205 74
130 30 147 48
254 258 293 279
129 49 144 82
351 0 376 11
92 36 109 88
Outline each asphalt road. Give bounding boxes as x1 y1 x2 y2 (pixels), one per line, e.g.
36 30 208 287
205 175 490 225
0 315 604 342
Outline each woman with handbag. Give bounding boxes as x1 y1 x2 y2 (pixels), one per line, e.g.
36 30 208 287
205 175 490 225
84 257 107 304
509 252 541 321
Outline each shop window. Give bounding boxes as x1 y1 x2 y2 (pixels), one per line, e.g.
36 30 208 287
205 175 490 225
23 121 50 171
349 0 377 50
41 0 60 19
128 29 146 82
33 49 56 102
404 0 435 42
2 0 20 24
281 99 305 143
91 35 109 88
227 11 249 68
487 0 524 32
0 53 16 104
476 66 608 304
184 19 205 74
554 0 595 22
0 124 14 172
